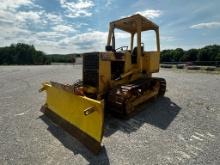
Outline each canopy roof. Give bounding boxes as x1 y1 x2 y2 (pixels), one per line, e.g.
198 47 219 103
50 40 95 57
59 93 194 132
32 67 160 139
110 14 159 33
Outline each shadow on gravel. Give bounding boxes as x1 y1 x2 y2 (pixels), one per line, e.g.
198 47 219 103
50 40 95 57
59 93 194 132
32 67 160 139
40 115 110 165
39 96 180 163
104 97 181 137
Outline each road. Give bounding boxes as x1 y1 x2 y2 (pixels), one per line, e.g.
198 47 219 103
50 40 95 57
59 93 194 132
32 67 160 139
0 65 219 165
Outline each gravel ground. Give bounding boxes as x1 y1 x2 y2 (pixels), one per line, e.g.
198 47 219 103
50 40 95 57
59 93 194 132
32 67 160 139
0 65 219 165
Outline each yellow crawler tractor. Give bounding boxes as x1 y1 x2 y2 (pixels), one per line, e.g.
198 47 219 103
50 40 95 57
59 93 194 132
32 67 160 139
39 14 166 154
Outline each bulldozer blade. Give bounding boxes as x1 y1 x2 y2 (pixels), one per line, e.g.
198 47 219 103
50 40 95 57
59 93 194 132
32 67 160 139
39 82 104 154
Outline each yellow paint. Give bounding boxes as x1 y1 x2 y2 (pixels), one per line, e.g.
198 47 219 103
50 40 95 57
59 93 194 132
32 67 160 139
123 51 132 72
40 14 163 148
99 59 111 95
42 83 104 142
143 51 160 73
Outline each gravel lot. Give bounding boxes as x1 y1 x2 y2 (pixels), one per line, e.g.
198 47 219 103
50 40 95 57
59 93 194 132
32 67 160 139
0 65 219 165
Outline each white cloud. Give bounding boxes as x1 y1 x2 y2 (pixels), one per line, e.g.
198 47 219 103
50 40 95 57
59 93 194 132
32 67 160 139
59 31 107 52
115 32 130 39
59 0 95 18
16 11 43 23
45 13 64 25
52 25 76 33
60 0 94 10
122 9 162 20
15 11 65 26
56 30 130 53
135 10 162 19
160 36 176 42
0 0 46 29
0 1 162 54
0 0 75 53
0 22 129 54
105 0 113 7
0 10 14 23
0 25 31 39
0 0 34 11
35 31 66 39
0 0 37 24
190 22 220 29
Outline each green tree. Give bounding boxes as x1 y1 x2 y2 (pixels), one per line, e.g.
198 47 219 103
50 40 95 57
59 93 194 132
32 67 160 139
180 49 198 61
197 45 220 61
160 50 173 62
0 43 50 65
173 48 184 62
215 53 220 61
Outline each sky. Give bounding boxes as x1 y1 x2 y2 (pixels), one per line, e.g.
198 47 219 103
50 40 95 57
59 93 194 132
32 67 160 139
0 0 220 54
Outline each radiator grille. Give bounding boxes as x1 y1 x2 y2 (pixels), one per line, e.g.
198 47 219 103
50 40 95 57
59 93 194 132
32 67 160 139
83 52 99 87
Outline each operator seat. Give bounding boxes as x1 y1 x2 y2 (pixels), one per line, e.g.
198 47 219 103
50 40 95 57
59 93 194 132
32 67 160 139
131 46 143 64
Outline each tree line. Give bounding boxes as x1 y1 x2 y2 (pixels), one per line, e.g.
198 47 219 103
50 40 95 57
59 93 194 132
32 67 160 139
47 54 76 63
0 43 220 65
0 43 76 65
161 45 220 63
